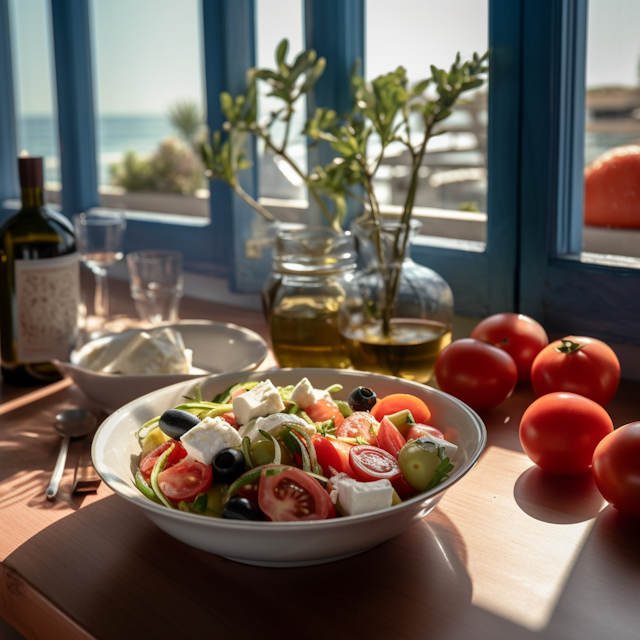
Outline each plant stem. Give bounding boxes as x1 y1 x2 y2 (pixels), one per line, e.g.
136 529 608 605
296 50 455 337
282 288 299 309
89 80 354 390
232 183 276 221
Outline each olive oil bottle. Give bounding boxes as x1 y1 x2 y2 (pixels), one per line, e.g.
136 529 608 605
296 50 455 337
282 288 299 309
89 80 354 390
0 157 80 385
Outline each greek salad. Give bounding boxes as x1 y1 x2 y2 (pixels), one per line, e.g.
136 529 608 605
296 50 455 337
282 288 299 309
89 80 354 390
134 377 458 521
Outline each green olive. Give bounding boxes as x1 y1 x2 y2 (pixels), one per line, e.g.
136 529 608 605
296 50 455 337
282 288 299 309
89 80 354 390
398 442 441 491
250 440 293 467
203 484 226 517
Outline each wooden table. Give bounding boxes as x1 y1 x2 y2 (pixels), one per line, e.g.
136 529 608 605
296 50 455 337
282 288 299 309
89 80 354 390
1 282 639 640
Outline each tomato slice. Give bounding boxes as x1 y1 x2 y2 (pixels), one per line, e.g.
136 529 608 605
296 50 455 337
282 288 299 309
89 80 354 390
406 424 444 441
376 417 407 459
336 411 378 444
258 466 333 521
371 394 431 424
349 445 401 482
312 434 356 477
139 440 188 481
305 398 345 428
222 412 238 428
157 457 213 503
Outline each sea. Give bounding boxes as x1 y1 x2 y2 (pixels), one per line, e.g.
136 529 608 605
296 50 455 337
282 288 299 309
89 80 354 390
15 114 638 187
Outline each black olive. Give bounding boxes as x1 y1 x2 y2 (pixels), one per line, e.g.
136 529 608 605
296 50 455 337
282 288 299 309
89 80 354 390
212 448 246 484
347 386 377 412
222 495 263 521
158 409 201 440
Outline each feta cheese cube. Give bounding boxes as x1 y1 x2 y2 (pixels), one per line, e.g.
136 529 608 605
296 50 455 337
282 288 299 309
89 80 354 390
291 377 330 409
232 379 285 425
414 434 459 462
330 476 394 516
180 416 241 465
238 413 315 442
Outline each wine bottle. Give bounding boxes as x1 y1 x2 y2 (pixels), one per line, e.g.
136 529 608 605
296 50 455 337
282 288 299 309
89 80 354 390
0 157 80 385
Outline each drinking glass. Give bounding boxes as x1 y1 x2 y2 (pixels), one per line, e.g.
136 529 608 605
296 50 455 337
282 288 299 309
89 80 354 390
73 211 126 321
126 250 183 324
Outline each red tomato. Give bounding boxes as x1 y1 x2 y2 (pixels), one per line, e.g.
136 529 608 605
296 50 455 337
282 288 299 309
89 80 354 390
406 424 445 441
258 466 333 521
584 145 640 228
312 434 355 477
391 474 419 499
376 417 406 459
305 398 345 428
222 413 237 428
139 440 188 481
349 445 401 482
370 394 431 424
592 422 640 519
519 392 614 475
470 313 548 382
157 457 213 502
531 336 620 407
336 411 378 444
435 338 518 411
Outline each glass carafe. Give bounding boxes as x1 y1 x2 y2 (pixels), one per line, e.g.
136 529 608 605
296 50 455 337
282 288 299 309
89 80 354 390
338 219 454 383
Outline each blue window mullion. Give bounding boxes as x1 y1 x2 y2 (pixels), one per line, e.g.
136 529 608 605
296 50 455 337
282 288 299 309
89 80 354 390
49 0 99 218
202 0 270 292
0 0 18 208
304 0 365 226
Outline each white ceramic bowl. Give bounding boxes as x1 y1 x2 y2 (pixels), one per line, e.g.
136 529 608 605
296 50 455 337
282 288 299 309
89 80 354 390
93 368 486 567
55 320 268 412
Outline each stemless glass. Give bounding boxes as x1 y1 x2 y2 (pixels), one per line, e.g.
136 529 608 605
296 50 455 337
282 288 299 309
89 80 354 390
73 211 126 322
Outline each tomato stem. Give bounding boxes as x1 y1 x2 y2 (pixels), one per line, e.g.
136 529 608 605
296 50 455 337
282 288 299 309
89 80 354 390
554 340 584 355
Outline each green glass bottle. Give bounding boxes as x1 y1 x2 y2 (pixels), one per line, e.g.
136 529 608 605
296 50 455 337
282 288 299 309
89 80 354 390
0 157 80 385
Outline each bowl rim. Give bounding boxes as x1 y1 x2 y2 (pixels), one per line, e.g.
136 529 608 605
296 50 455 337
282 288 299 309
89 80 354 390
93 367 487 529
67 319 269 378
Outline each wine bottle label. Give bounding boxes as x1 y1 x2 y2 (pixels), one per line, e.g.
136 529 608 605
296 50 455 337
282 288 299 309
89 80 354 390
14 253 80 363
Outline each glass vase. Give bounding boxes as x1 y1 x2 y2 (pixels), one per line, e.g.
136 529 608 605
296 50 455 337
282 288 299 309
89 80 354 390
338 218 454 383
264 227 356 369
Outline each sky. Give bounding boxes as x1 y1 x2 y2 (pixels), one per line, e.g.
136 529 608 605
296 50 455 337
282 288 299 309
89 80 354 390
8 0 640 116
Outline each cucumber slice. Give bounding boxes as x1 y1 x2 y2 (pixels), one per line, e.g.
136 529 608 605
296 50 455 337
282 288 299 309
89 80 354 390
150 444 175 509
385 409 415 437
135 469 160 503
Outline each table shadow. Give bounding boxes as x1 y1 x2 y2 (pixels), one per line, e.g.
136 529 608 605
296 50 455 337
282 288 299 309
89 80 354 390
4 496 472 640
513 466 606 524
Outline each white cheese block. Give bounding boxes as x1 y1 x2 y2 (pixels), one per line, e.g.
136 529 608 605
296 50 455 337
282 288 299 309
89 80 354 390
232 379 285 425
180 416 242 465
238 413 316 442
330 476 394 516
414 434 459 462
290 377 330 409
95 327 192 375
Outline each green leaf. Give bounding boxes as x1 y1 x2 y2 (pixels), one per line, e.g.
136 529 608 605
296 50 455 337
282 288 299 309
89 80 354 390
276 38 289 72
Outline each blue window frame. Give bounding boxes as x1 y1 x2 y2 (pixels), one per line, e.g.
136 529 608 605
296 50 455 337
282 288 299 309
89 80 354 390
1 0 638 349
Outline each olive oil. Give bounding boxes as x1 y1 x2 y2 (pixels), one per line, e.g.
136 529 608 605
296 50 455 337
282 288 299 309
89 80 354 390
270 295 352 369
341 319 451 383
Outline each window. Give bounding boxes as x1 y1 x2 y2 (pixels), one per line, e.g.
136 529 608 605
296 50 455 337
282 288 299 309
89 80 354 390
8 0 60 199
1 0 638 359
583 0 640 258
91 0 207 217
366 0 489 244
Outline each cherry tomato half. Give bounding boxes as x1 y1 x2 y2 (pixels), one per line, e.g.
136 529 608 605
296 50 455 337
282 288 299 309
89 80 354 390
258 466 333 521
305 398 344 428
312 434 355 478
531 336 620 407
370 394 431 424
158 457 213 502
519 392 614 475
139 440 188 482
376 417 407 459
336 411 378 445
349 445 401 482
592 422 640 519
406 424 445 441
470 313 548 383
435 338 518 411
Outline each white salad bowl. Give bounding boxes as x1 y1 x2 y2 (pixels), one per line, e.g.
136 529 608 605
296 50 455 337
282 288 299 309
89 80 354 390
92 368 486 567
55 320 268 412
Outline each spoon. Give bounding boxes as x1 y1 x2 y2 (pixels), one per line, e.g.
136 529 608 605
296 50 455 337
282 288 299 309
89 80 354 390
45 409 98 500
